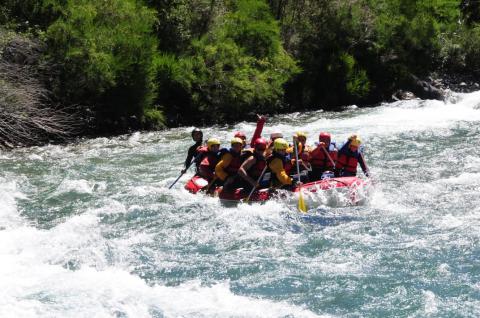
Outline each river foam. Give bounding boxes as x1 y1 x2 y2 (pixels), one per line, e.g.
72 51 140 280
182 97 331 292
1 90 480 317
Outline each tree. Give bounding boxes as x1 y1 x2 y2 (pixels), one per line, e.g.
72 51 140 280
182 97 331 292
156 0 299 125
44 0 159 124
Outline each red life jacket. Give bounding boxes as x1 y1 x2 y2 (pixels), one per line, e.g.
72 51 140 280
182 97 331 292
199 150 219 178
310 145 337 170
195 146 209 169
247 152 266 179
196 145 208 154
336 151 358 174
224 150 243 176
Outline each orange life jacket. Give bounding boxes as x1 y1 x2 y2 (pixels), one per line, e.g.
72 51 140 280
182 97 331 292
336 151 358 174
198 149 219 179
226 150 243 176
309 144 337 170
195 146 209 169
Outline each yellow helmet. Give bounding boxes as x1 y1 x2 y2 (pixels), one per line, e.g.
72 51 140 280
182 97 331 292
295 131 307 139
207 138 221 150
273 138 288 151
231 137 243 145
350 136 362 147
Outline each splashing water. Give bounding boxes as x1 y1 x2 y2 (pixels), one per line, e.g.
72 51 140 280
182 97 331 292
1 91 480 317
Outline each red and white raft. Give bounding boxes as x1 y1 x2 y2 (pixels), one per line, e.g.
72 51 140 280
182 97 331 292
185 175 369 203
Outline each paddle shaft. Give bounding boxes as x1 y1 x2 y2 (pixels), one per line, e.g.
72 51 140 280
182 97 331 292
320 145 336 168
168 171 185 189
168 159 196 189
246 165 268 202
293 139 302 180
293 139 307 212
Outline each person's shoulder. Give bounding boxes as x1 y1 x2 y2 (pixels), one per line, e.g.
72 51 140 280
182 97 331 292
241 148 254 158
189 143 200 151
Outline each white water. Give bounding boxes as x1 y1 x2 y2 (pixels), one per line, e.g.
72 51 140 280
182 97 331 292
1 91 480 317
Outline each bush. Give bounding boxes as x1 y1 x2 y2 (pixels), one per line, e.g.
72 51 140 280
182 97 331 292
143 107 165 129
441 24 480 75
0 29 77 147
44 0 159 120
157 0 299 125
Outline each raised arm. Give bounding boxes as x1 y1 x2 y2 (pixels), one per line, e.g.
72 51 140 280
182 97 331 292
250 115 266 148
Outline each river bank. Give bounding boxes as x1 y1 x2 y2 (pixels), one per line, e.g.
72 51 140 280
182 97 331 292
1 72 478 151
2 1 480 151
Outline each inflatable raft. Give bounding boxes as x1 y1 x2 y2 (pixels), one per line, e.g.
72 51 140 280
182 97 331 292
185 175 369 203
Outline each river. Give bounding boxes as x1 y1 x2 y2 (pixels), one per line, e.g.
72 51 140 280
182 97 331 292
1 91 480 317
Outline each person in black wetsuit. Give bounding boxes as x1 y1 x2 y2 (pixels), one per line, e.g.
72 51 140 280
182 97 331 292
182 128 203 173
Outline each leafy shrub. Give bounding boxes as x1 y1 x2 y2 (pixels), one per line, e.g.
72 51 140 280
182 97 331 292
44 0 159 119
156 0 299 125
143 107 165 129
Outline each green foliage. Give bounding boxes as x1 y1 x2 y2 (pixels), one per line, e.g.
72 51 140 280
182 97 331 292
276 0 467 108
44 0 159 118
156 0 299 124
281 1 375 107
143 107 165 129
2 0 480 136
440 24 480 75
463 25 480 74
226 0 281 58
341 54 370 99
0 0 59 30
145 0 222 54
372 1 445 73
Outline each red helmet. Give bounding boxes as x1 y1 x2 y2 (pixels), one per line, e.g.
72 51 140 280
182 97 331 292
254 137 267 150
319 132 331 142
234 131 246 140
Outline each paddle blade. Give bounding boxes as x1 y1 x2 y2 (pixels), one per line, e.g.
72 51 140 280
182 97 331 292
298 190 307 213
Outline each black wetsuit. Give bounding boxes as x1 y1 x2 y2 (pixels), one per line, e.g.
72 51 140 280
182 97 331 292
184 141 202 170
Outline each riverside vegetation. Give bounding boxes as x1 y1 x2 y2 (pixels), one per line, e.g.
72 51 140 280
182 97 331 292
1 0 480 147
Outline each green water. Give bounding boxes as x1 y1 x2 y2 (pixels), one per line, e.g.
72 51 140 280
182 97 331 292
1 92 480 317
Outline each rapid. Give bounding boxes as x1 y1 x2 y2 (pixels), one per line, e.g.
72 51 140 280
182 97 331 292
1 90 480 317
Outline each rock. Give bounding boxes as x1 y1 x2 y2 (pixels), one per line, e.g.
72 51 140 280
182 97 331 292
392 90 417 101
404 74 445 101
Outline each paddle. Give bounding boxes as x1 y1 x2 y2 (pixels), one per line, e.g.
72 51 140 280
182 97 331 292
320 144 336 169
293 138 307 213
245 165 268 203
168 171 186 189
168 159 195 189
168 162 192 189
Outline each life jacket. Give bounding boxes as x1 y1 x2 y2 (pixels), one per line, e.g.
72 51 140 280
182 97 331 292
287 142 309 174
266 152 288 186
309 143 337 170
336 148 360 175
195 146 209 169
199 149 219 174
285 158 293 175
220 148 244 176
247 152 267 179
